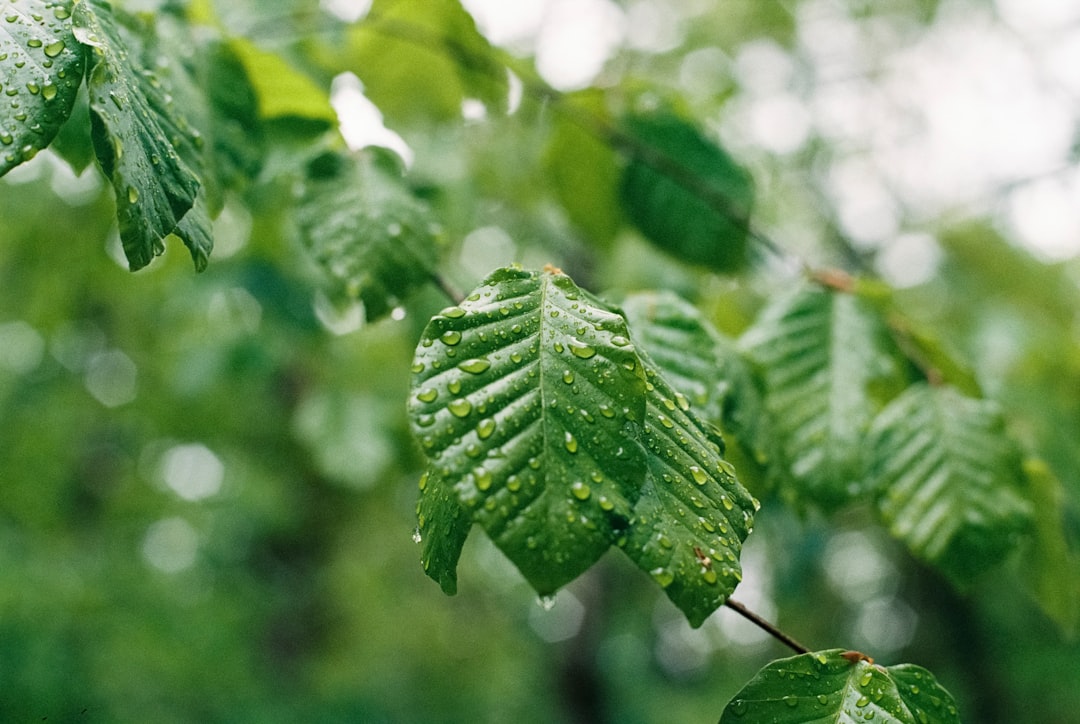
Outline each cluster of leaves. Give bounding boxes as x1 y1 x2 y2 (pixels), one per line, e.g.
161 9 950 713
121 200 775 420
4 0 1079 721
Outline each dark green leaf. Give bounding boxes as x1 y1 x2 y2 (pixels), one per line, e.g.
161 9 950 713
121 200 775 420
409 266 648 593
620 111 754 272
739 284 899 510
721 649 960 723
72 0 202 270
867 383 1032 584
622 354 758 626
0 0 85 176
294 150 442 322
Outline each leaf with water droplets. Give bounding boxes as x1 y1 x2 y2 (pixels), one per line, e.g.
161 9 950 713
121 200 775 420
739 284 901 511
866 383 1032 584
72 0 203 270
720 649 960 723
409 266 648 594
0 0 85 176
621 349 757 627
621 290 773 473
295 150 442 322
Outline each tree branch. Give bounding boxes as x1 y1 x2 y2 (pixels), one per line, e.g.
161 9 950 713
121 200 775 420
724 598 810 655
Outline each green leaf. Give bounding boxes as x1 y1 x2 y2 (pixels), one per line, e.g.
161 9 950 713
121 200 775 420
720 649 961 723
0 0 85 176
343 0 506 125
622 290 775 486
72 0 202 270
294 150 442 322
543 92 622 246
622 354 758 626
409 266 648 594
1019 459 1080 636
866 383 1033 584
227 37 336 127
416 467 471 595
619 111 754 272
739 284 898 510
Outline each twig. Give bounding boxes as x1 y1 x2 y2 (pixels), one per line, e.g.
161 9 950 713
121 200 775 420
724 598 810 655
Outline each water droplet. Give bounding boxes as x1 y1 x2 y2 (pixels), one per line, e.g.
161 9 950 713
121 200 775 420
41 84 57 101
416 388 438 403
412 527 422 543
474 467 492 491
569 342 596 359
610 335 630 347
553 342 564 354
448 398 472 417
856 696 869 708
564 432 578 453
448 379 462 394
537 595 556 610
416 414 435 428
703 568 718 584
859 671 873 687
26 82 40 95
656 533 673 548
817 694 828 706
476 417 496 439
662 397 676 411
674 392 691 411
418 472 428 491
650 567 674 588
440 330 462 346
562 369 574 384
510 352 523 364
442 306 466 318
598 405 615 418
598 495 614 511
465 444 482 458
657 414 674 429
43 40 66 58
571 481 590 500
507 474 522 492
127 186 139 204
690 466 707 485
27 38 43 48
783 696 798 708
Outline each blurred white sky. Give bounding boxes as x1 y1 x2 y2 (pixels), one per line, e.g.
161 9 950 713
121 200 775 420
330 0 1080 270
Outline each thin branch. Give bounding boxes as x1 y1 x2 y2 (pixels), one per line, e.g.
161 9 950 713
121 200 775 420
724 598 810 655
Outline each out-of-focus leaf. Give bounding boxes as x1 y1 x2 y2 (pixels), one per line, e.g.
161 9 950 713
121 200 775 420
408 266 649 593
1020 459 1080 636
0 0 85 176
867 383 1032 584
739 284 899 510
620 111 754 272
344 0 506 125
227 36 335 127
720 649 961 723
294 150 441 321
622 354 758 626
543 92 622 246
72 0 201 270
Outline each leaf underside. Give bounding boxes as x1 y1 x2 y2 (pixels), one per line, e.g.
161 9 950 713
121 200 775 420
409 267 756 625
0 0 85 176
868 383 1032 584
739 284 897 510
720 649 961 723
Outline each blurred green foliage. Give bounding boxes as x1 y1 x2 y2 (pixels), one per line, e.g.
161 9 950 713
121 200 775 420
2 0 1080 722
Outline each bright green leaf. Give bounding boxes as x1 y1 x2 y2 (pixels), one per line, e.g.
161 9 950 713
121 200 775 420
227 37 336 127
739 284 898 510
343 0 506 125
409 266 648 594
867 383 1032 584
72 0 202 270
622 353 758 626
620 111 754 272
294 150 442 322
0 0 85 176
720 649 961 723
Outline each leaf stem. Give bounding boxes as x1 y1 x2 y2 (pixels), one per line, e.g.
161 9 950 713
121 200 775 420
430 271 465 305
723 598 810 655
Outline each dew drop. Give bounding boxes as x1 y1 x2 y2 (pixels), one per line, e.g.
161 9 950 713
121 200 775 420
448 380 462 395
440 330 462 346
610 335 630 347
856 696 870 708
657 414 674 429
598 405 615 418
474 467 493 491
458 358 490 374
817 695 828 706
418 472 428 491
571 481 590 500
598 495 614 511
569 342 596 359
553 342 564 353
416 388 438 403
650 567 674 587
507 474 521 492
562 369 574 384
416 414 435 428
859 671 873 687
689 465 707 485
41 84 57 101
476 417 496 439
127 186 139 204
783 696 799 708
721 495 734 510
703 568 718 584
43 40 66 58
27 39 43 48
563 432 578 453
412 527 422 543
448 398 472 417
